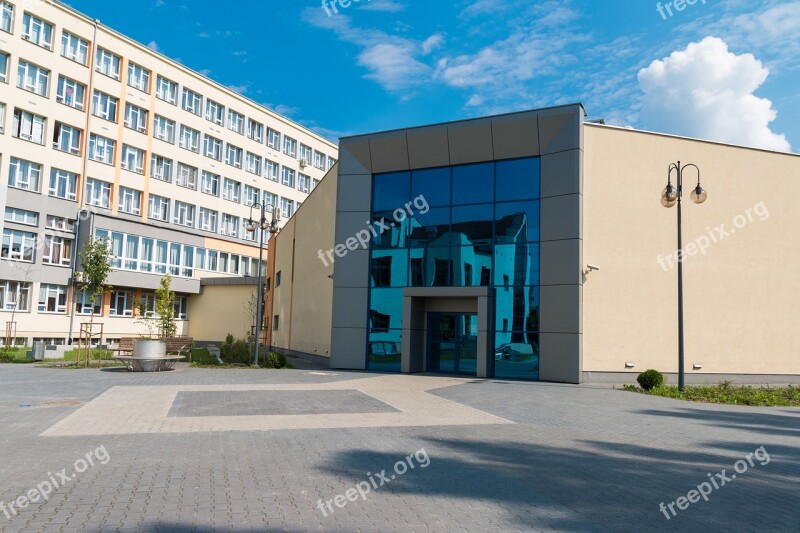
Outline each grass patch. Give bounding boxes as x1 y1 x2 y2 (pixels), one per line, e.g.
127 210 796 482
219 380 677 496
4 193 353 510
623 381 800 407
189 348 219 366
62 349 115 361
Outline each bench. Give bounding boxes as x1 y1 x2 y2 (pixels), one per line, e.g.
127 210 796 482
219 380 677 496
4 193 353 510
112 337 193 372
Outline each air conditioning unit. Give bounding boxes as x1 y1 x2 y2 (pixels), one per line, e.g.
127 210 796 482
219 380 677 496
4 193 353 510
299 159 307 168
56 96 64 103
22 34 30 41
73 272 87 284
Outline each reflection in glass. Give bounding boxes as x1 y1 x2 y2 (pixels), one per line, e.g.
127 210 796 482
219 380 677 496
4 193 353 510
495 200 539 243
371 211 409 249
451 245 492 287
452 162 493 205
412 167 451 207
373 171 410 212
494 331 539 379
368 329 402 372
370 249 408 287
451 204 493 245
495 286 539 333
409 247 451 286
408 207 450 248
496 158 540 202
494 243 539 286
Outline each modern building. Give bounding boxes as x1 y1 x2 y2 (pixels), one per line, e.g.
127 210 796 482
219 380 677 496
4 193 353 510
264 104 800 384
0 0 337 345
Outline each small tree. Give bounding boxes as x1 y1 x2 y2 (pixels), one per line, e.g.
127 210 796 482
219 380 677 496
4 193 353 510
155 275 177 338
78 237 112 366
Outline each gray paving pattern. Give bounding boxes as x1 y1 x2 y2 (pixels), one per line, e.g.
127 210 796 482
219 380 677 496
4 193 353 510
0 364 798 532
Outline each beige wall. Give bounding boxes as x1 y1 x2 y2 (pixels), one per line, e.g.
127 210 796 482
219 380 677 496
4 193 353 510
268 165 337 357
583 124 800 376
187 284 254 342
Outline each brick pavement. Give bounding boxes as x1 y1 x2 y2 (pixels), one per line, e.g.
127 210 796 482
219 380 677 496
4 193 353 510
0 364 798 532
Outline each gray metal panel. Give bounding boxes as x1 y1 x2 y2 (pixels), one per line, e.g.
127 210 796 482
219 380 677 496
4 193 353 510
336 174 373 213
448 120 494 165
332 248 369 289
537 105 584 155
540 284 582 334
92 214 206 246
540 194 582 242
107 270 201 294
491 113 540 160
541 149 582 199
331 287 369 329
333 211 372 250
407 126 450 169
338 140 372 176
330 326 368 369
540 239 582 286
369 134 410 174
539 332 582 383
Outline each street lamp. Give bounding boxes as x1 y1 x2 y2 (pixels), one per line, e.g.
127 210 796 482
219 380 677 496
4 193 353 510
660 161 707 390
245 202 281 366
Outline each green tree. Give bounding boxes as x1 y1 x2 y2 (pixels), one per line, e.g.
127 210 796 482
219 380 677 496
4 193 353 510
155 275 176 338
77 237 112 365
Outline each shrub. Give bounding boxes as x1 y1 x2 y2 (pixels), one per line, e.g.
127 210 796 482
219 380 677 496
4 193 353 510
637 369 665 390
264 352 288 369
220 335 251 365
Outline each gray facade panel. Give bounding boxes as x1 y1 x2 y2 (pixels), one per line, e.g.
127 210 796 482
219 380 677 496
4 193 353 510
540 284 582 334
539 332 582 383
336 174 373 213
332 248 369 289
448 120 494 165
330 326 368 370
107 270 201 294
541 149 582 199
491 113 540 160
538 106 584 155
407 127 451 169
370 134 410 174
331 287 369 329
338 140 372 176
540 194 582 242
540 239 582 287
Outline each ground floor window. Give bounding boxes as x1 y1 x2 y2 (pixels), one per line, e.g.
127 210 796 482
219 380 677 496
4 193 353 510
75 289 101 315
38 284 67 313
110 290 134 316
0 280 30 312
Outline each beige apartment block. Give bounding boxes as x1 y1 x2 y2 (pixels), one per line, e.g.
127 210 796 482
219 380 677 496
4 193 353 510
0 0 336 345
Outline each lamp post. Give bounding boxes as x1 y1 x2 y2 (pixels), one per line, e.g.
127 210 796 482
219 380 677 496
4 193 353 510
245 202 280 366
660 161 707 390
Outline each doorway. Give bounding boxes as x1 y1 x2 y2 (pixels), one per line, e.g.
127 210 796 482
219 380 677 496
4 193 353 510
427 312 478 375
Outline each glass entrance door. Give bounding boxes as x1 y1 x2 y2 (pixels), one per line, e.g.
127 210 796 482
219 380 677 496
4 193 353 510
427 312 478 375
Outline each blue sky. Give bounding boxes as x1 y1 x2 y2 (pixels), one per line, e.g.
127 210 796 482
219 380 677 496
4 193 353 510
63 0 799 151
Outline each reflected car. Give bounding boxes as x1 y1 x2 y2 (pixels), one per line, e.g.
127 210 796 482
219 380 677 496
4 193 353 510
494 342 537 362
369 341 400 357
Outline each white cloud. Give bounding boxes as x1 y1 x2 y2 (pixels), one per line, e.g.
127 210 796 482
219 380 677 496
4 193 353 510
226 84 249 94
147 41 161 52
638 37 791 152
422 34 444 55
360 0 407 13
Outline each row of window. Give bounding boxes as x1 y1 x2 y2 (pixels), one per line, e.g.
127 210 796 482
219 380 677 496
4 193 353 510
0 4 335 169
0 279 188 318
1 227 71 265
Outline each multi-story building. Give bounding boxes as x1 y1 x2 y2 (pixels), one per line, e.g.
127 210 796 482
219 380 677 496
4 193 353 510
0 0 337 345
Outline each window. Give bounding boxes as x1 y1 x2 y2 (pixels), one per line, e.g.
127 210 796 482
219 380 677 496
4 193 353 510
92 90 118 122
299 144 312 165
281 167 295 188
4 207 38 226
156 75 177 104
153 115 175 143
263 191 278 211
273 315 279 331
222 178 241 203
85 178 111 208
280 197 294 219
45 215 74 231
220 213 238 237
246 152 262 175
200 171 219 196
127 62 150 92
118 187 142 215
42 235 72 266
52 122 81 154
38 284 67 313
89 134 115 164
312 178 320 191
225 144 242 168
12 108 46 144
60 31 88 64
176 163 198 189
56 76 85 110
283 135 297 157
109 290 134 316
179 125 200 152
74 290 100 315
298 173 311 194
244 185 259 207
328 156 337 170
267 128 281 150
182 88 202 115
121 145 145 174
22 13 53 49
265 159 279 181
49 169 77 200
275 271 282 287
227 109 244 134
151 155 173 183
173 201 194 227
2 229 36 262
247 119 263 142
0 102 5 132
148 194 169 221
313 150 327 170
95 48 120 79
0 52 7 83
173 296 188 319
199 207 217 232
205 99 224 124
124 103 148 133
17 60 49 96
1 2 12 34
0 280 30 311
203 135 222 160
8 158 41 192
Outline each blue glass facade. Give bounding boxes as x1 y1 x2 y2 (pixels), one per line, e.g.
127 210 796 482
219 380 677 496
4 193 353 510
367 157 541 380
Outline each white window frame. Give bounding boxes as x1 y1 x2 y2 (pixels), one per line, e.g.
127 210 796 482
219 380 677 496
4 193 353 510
173 201 195 228
153 115 175 143
109 290 134 317
53 122 81 154
121 145 145 174
246 152 262 175
225 144 242 168
267 128 281 150
182 88 202 115
299 144 312 165
220 213 239 237
2 229 36 263
314 150 327 170
92 90 118 122
205 99 224 125
280 197 294 219
16 60 49 96
49 169 77 201
89 134 115 165
265 159 279 181
200 171 219 196
118 187 142 215
222 178 241 203
85 178 112 209
45 215 74 231
0 280 30 311
247 119 263 142
42 234 73 266
298 173 311 194
1 2 13 34
4 207 38 226
60 31 88 64
199 207 218 232
179 125 200 152
22 13 53 49
124 103 148 133
8 157 41 192
127 62 150 92
281 167 295 188
150 155 173 183
148 194 169 222
176 163 198 190
95 48 120 79
38 284 67 314
75 289 101 316
244 185 259 207
283 136 297 157
12 108 46 144
56 76 85 110
227 109 244 135
203 135 222 160
156 75 177 104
